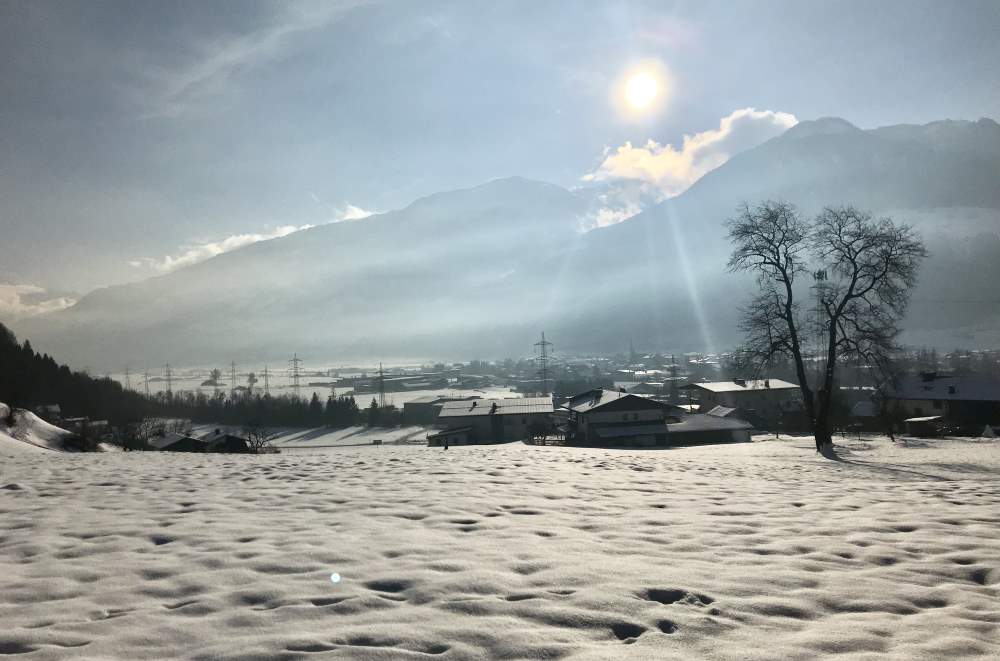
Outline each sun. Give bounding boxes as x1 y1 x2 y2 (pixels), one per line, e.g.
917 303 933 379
624 72 659 110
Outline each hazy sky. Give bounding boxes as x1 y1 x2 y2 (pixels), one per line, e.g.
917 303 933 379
1 0 998 315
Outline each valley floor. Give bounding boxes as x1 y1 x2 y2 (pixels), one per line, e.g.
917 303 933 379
1 436 998 660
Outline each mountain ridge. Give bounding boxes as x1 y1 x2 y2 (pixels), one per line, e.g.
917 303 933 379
16 117 1000 369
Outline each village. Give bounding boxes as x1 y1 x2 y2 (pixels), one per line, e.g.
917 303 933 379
20 340 1000 455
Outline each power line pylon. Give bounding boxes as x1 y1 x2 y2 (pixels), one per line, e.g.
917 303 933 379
144 370 150 397
263 365 270 396
289 354 302 400
164 364 173 397
230 361 237 398
535 332 553 397
377 362 386 408
124 366 132 391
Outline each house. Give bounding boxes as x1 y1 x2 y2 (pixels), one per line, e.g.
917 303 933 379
199 429 251 453
435 397 554 443
561 389 675 447
884 373 1000 425
148 432 209 453
680 379 800 425
667 412 754 445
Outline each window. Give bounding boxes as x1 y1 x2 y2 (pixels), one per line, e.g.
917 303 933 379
633 413 639 421
932 400 942 409
948 386 956 394
622 414 628 421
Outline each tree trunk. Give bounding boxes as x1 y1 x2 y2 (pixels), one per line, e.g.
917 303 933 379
813 392 834 452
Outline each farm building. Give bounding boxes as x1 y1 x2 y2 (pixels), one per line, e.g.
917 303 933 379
148 432 209 453
561 389 676 447
435 397 554 443
403 395 479 425
199 430 251 453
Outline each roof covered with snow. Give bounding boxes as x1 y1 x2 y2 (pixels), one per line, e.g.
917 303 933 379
438 397 552 418
682 379 799 393
563 389 668 414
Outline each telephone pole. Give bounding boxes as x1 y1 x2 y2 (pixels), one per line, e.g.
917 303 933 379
289 354 302 400
535 332 553 397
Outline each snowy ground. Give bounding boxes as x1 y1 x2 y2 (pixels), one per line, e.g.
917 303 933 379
1 435 998 660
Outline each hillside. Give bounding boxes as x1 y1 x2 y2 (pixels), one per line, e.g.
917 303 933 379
16 118 1000 368
0 403 71 454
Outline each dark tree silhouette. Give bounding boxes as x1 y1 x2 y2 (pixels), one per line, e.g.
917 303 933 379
727 201 926 454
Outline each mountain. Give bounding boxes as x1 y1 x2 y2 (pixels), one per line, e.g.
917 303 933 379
17 118 1000 369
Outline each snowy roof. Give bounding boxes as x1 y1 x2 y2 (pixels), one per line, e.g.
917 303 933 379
427 426 473 438
705 405 738 418
682 379 798 393
904 416 942 423
438 397 552 418
887 375 1000 403
668 414 754 433
563 389 667 413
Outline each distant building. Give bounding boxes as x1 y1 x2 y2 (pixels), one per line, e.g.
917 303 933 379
561 389 675 447
403 395 480 425
199 429 251 453
33 404 61 423
680 379 800 425
667 411 754 445
612 381 664 395
884 373 1000 424
426 427 474 447
435 397 554 443
149 432 209 453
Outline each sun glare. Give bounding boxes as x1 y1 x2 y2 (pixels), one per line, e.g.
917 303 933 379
625 72 659 110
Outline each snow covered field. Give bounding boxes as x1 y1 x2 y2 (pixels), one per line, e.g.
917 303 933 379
1 436 998 660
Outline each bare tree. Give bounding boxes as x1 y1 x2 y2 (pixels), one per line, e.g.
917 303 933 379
243 422 276 454
728 201 926 454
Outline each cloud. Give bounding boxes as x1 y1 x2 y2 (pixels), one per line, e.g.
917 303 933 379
333 203 375 222
137 1 365 117
132 224 314 274
585 108 798 198
0 284 77 321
